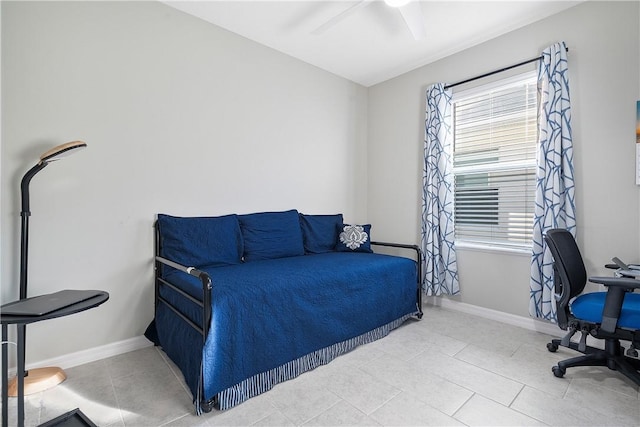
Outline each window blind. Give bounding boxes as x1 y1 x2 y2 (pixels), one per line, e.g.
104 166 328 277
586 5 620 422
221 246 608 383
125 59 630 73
452 73 537 249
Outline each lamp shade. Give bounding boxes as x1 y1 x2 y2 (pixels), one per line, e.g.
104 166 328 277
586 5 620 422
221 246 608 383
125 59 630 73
39 141 87 164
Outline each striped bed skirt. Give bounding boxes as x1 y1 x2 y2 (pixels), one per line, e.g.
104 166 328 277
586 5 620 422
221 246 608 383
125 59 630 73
198 311 417 413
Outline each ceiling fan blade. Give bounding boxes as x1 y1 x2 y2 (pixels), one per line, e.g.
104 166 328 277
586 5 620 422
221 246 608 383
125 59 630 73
311 0 374 35
398 1 426 40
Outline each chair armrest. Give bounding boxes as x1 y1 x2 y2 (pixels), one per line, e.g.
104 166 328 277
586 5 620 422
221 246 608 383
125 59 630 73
589 276 640 291
589 276 640 333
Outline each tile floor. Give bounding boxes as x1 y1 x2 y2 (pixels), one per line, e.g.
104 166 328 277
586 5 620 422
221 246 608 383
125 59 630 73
4 306 640 426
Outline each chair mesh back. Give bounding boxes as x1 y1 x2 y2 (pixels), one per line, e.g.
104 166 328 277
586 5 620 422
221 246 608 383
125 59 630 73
544 229 587 301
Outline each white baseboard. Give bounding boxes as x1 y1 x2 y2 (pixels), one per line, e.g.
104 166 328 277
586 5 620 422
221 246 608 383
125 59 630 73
424 296 563 337
20 335 153 374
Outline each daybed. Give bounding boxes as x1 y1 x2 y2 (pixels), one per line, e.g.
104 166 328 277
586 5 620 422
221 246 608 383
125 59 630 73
145 209 422 413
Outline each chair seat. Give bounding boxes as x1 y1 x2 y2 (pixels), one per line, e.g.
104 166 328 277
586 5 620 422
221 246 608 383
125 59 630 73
571 292 640 329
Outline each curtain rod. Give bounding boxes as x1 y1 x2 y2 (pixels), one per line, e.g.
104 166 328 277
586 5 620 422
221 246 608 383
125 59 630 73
443 47 569 90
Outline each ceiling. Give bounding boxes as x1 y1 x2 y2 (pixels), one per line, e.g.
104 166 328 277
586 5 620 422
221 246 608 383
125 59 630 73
163 1 582 87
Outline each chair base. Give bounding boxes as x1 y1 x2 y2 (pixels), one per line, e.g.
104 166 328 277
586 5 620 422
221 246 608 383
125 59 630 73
548 338 640 386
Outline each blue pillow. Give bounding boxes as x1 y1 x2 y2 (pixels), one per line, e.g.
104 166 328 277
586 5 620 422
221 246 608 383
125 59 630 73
299 213 343 254
336 223 372 253
157 214 243 272
239 210 305 262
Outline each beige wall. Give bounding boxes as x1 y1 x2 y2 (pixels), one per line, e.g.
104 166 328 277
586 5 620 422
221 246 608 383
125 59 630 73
367 1 640 316
1 1 368 364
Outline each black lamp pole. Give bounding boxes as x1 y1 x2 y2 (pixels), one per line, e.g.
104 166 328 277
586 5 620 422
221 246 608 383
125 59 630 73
19 162 48 300
16 162 48 384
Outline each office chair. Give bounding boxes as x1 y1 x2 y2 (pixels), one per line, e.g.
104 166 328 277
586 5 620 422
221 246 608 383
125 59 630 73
544 228 640 385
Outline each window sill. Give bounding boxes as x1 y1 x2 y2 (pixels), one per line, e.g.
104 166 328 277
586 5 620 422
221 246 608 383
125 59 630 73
455 241 531 257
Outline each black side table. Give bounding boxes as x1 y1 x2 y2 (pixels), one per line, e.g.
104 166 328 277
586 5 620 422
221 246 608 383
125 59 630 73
1 290 109 427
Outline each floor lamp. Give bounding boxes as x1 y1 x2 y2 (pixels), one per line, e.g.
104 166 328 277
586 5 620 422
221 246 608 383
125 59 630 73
8 141 87 396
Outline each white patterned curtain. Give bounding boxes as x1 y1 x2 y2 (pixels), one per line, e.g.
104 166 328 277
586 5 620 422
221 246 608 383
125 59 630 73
421 84 460 296
529 42 576 321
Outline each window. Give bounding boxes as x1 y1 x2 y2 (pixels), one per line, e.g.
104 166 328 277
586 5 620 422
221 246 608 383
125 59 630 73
452 72 537 250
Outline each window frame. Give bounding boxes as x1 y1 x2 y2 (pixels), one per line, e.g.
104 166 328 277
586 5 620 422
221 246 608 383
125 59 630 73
451 70 538 253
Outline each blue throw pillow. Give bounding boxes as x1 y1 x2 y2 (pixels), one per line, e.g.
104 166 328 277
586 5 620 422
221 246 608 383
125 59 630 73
239 210 305 262
336 223 372 253
299 213 343 254
157 214 243 272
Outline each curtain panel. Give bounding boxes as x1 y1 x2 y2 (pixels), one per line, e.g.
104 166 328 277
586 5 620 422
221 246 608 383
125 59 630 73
529 41 576 321
421 84 460 296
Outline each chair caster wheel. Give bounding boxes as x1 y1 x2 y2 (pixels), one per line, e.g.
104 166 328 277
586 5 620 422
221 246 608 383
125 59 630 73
552 365 565 378
547 342 558 353
625 348 638 358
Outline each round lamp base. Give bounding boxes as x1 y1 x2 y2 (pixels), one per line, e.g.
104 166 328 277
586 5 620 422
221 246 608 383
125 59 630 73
8 367 66 396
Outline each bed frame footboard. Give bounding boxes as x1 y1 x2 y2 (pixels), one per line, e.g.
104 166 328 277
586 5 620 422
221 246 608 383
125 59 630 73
154 223 215 412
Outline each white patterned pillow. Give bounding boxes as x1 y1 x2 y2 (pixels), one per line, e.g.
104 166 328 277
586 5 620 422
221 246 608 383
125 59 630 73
336 224 372 252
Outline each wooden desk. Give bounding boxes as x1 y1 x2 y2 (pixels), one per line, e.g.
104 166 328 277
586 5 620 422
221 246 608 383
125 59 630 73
1 291 109 427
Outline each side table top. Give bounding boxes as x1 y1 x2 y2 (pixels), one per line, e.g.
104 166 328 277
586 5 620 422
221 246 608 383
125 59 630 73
1 291 109 325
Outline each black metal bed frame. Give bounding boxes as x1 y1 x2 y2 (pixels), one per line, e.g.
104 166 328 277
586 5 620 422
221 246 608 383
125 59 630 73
153 223 423 412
